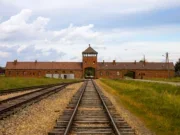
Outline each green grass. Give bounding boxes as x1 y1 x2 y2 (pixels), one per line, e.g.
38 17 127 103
0 76 81 90
145 77 180 82
99 79 180 135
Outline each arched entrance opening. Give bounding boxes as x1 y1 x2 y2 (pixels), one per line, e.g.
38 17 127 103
124 71 136 79
84 67 95 79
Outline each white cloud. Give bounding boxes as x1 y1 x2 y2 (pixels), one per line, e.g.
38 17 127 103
0 9 180 66
0 9 101 45
98 42 180 63
1 0 180 14
52 24 102 45
0 51 10 58
0 9 50 40
0 44 66 65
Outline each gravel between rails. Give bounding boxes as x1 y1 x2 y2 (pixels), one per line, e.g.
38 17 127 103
0 82 83 135
0 88 41 101
96 80 155 135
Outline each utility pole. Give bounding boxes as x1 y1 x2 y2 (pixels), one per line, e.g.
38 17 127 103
143 55 146 62
165 52 170 78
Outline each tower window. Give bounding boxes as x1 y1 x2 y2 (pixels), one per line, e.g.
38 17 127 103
117 71 120 76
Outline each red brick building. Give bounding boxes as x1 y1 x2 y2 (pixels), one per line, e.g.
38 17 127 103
5 45 174 79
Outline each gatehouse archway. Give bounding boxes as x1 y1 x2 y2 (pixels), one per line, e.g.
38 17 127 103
84 67 95 79
124 71 136 79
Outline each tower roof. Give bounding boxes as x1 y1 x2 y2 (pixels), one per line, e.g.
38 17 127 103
82 44 98 54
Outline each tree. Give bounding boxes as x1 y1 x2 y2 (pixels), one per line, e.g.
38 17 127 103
175 59 180 72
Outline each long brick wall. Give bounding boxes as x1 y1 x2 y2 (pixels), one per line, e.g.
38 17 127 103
96 69 174 79
5 69 83 79
5 69 174 79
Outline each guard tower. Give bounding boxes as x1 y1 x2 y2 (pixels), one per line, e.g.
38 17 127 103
82 44 98 78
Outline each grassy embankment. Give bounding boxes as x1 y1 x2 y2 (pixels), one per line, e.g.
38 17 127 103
145 77 180 82
0 77 81 90
98 79 180 135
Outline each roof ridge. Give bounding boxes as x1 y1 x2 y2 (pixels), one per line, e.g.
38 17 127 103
82 45 98 54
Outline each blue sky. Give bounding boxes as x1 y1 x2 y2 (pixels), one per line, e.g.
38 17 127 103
0 0 180 66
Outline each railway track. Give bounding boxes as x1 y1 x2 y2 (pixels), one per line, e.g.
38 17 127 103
49 80 135 135
0 83 72 95
0 82 81 120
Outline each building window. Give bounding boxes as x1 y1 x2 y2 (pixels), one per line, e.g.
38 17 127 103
70 71 73 73
38 71 41 76
117 71 120 76
62 71 65 73
9 71 11 75
16 72 19 76
55 71 58 73
93 61 95 64
100 72 103 76
47 71 50 73
139 73 145 76
33 73 35 75
23 71 27 75
106 71 109 76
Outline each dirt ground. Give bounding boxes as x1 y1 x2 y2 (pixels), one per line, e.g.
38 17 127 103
0 82 83 135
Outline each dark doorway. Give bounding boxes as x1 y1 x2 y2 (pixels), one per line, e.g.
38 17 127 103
64 75 67 79
124 71 136 79
84 67 95 79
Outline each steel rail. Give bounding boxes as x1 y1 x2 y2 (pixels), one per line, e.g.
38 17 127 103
0 81 83 95
0 83 64 95
0 81 80 104
0 84 67 119
0 81 83 119
0 87 49 104
92 80 121 135
63 81 87 135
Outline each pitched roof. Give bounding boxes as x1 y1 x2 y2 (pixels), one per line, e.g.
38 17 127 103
6 62 82 70
97 62 174 70
82 45 98 54
5 61 174 70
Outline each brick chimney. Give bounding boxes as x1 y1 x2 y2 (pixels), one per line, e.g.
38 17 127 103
13 59 17 65
35 60 37 64
113 60 116 65
103 60 105 65
134 60 136 64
